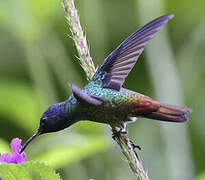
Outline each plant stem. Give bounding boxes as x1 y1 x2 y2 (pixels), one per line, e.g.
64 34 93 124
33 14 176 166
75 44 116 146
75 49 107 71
62 0 149 179
112 127 149 180
62 0 96 80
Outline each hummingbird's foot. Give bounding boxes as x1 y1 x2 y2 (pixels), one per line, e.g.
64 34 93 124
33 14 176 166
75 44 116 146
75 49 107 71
112 127 127 140
130 140 142 151
111 126 141 160
130 140 142 160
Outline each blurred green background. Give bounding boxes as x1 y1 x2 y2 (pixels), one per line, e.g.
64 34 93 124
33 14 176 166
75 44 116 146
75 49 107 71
0 0 204 179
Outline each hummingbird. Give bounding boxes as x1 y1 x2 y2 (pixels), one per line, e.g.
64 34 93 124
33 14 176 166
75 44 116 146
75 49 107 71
20 14 192 153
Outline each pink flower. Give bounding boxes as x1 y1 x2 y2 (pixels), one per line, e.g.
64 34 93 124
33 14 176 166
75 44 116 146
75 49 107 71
0 138 26 164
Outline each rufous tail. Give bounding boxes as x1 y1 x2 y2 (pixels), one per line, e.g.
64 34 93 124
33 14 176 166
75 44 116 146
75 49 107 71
144 104 192 122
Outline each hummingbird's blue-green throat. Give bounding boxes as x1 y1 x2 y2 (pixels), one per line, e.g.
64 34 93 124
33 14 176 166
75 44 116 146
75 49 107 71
20 14 192 153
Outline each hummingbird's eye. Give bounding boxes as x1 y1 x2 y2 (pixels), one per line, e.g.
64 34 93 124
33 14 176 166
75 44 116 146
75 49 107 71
41 117 47 125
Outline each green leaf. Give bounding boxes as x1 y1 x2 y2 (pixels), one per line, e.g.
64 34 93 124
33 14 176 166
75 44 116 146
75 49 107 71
0 161 61 180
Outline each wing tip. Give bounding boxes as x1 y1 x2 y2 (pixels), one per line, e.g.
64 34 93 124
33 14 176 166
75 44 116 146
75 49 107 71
185 107 193 114
166 14 174 20
155 14 174 25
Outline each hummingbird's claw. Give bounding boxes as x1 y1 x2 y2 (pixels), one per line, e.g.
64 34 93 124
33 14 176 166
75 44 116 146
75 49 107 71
130 140 142 150
111 127 141 160
112 127 127 140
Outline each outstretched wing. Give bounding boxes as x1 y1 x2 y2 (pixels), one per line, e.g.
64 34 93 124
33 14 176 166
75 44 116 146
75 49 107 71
90 14 174 91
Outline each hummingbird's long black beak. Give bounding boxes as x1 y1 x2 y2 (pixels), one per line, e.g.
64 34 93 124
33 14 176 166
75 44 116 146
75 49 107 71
20 128 42 153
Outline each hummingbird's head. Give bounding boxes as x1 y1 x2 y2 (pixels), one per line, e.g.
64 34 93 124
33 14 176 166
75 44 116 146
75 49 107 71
20 101 72 153
39 101 69 134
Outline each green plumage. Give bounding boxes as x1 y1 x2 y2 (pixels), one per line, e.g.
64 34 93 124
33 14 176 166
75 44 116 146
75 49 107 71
65 85 135 128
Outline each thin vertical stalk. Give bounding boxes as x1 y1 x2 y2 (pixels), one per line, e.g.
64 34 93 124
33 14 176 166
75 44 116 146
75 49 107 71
62 0 96 80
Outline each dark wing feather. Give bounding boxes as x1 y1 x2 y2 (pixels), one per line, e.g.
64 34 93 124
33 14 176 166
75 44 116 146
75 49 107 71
69 83 109 105
90 14 174 91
